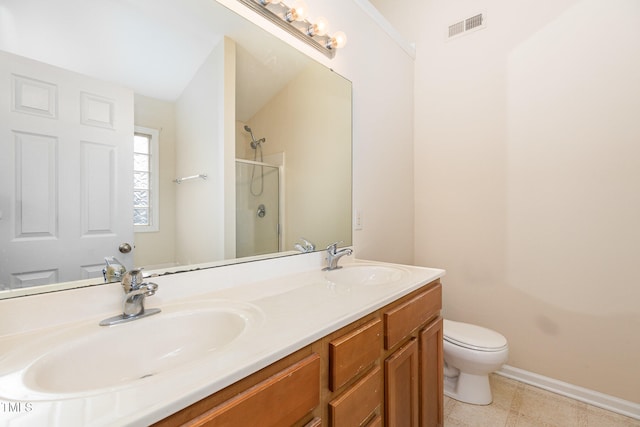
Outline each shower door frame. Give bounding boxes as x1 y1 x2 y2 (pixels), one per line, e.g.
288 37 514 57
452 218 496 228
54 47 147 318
235 158 284 256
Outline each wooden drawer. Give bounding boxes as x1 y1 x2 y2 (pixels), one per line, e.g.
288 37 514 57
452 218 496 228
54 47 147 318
384 282 441 349
187 354 320 427
329 366 382 427
329 318 382 391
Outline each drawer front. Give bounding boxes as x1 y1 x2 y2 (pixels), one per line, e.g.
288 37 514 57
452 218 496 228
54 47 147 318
191 354 320 427
329 318 382 391
384 282 442 349
329 366 382 427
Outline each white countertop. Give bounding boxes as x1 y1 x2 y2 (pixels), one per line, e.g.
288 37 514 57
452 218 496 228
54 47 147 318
0 254 444 426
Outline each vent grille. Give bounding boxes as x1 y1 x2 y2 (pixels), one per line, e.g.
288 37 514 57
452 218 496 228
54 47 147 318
448 12 486 40
465 14 483 31
448 21 465 38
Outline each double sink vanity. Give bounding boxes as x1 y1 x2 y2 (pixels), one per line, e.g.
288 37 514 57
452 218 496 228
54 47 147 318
0 252 445 426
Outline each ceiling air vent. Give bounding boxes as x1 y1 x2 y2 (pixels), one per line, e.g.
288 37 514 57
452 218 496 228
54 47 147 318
447 12 486 40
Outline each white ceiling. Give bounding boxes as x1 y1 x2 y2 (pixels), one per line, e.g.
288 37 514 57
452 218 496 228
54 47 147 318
0 0 313 121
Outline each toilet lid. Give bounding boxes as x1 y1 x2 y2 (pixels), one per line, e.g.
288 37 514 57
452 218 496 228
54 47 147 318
444 319 508 351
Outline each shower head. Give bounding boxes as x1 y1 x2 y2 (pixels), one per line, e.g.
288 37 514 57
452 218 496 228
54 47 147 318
244 124 255 141
244 125 265 149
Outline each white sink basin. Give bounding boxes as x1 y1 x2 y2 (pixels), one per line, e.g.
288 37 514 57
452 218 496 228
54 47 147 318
8 300 263 398
324 264 409 286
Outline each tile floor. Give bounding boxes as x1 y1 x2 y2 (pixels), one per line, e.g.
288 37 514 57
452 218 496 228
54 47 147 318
444 374 640 427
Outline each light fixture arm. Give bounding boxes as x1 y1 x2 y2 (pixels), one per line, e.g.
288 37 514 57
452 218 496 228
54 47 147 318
235 0 346 59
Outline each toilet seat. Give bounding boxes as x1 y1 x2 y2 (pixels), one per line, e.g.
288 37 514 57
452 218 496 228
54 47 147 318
444 320 507 352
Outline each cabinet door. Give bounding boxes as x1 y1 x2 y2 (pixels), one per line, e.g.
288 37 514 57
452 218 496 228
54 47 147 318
385 338 419 427
420 317 443 427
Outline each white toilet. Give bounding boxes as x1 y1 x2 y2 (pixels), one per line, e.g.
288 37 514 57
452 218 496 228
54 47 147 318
443 319 509 405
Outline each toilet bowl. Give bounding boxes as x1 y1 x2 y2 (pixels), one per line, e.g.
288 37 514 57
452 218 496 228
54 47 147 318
443 319 508 405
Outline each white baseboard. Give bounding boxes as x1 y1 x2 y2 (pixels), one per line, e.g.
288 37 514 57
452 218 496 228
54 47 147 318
496 365 640 421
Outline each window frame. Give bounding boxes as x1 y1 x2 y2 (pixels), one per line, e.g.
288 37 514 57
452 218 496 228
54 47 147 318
133 126 160 233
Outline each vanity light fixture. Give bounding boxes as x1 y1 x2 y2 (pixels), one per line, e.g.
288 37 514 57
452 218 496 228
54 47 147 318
284 1 308 22
306 16 328 36
236 0 347 59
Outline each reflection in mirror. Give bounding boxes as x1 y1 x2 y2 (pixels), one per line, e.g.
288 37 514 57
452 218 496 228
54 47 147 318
0 0 352 298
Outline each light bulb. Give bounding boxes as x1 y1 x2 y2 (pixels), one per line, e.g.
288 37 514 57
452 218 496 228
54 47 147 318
327 31 347 49
308 16 329 36
285 1 308 22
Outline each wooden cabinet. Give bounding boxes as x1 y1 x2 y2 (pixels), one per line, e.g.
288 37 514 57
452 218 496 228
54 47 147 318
420 317 444 427
327 317 383 427
385 338 419 427
329 366 382 426
384 284 442 350
156 279 442 427
366 415 383 427
304 418 322 427
188 354 320 427
155 353 320 427
384 283 443 427
329 319 382 391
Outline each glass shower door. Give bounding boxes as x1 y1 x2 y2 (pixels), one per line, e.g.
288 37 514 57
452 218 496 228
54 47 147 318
235 160 280 258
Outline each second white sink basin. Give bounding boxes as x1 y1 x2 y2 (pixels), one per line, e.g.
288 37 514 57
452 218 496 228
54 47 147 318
16 300 263 397
325 264 409 286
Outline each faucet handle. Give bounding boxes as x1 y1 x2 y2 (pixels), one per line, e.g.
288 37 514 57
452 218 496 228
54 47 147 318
141 282 158 297
103 256 126 283
294 237 316 253
122 268 144 293
327 241 344 253
300 238 315 251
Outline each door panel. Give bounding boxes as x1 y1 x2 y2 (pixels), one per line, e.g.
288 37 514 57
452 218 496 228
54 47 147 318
385 338 419 427
420 317 444 427
0 50 134 288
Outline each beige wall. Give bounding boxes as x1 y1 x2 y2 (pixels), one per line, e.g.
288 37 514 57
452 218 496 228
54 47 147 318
413 0 640 402
175 42 227 264
241 63 352 252
133 94 177 268
323 1 416 265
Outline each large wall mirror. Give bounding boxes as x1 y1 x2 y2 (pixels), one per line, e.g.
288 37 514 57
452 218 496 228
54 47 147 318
0 0 352 298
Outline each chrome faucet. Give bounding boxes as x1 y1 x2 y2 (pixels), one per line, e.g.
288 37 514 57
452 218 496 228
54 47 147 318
294 237 316 253
99 269 161 326
323 242 353 271
102 256 126 283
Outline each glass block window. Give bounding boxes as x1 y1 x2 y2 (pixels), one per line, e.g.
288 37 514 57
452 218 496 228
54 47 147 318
133 127 159 232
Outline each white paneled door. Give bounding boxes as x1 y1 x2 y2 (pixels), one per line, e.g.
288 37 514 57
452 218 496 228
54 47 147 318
0 51 134 289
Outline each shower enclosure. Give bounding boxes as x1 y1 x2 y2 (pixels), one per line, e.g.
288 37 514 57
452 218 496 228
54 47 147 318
235 159 280 258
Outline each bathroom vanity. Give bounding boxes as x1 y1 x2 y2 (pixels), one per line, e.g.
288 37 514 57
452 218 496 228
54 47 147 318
0 254 444 426
156 274 443 427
